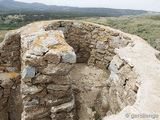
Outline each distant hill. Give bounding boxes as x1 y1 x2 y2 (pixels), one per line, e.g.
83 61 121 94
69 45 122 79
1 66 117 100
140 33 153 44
0 0 148 17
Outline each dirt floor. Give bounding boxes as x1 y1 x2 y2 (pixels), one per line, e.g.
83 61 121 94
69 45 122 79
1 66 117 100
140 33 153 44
69 64 110 120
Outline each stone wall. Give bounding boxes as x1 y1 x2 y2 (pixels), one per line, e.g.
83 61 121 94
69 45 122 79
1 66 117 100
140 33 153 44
20 30 77 120
105 54 138 114
0 31 21 120
44 21 131 68
103 37 160 120
0 20 159 120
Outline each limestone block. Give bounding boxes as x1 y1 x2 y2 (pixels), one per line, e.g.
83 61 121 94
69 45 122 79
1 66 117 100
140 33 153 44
21 83 43 95
1 78 14 88
22 35 37 49
104 55 113 61
52 22 61 29
109 30 119 36
5 67 19 72
47 88 72 98
44 50 61 64
45 95 73 106
109 71 120 85
96 41 106 50
72 22 83 28
112 55 124 69
47 84 70 91
109 37 119 48
109 61 119 73
27 59 48 67
119 64 134 79
23 106 50 119
22 66 36 79
51 97 75 113
0 73 14 88
42 63 73 75
23 99 39 106
62 51 76 63
51 110 76 120
31 45 49 56
61 21 72 27
57 27 68 33
96 49 106 54
110 36 127 48
33 74 52 84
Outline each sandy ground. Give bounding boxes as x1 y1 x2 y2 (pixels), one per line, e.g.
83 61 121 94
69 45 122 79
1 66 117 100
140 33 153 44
69 64 110 120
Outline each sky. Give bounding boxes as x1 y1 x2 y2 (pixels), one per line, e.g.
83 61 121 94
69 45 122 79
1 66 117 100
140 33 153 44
15 0 160 11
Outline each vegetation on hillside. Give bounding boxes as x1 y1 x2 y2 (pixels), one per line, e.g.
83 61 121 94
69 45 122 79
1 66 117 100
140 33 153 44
0 11 112 30
77 16 160 50
0 12 160 51
0 0 147 17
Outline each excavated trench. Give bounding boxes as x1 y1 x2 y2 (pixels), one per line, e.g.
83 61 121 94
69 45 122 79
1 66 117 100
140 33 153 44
0 20 140 120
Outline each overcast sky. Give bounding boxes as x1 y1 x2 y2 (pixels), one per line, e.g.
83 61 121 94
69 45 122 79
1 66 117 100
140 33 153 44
15 0 160 11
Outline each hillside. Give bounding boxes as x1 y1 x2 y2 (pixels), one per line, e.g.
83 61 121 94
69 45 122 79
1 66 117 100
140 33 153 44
0 0 148 17
78 16 160 50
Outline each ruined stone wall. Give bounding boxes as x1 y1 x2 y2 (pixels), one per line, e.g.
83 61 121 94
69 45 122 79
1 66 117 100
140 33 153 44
103 37 160 120
44 21 131 69
0 31 21 120
20 30 77 120
0 20 159 120
105 54 138 114
43 21 137 115
0 32 21 72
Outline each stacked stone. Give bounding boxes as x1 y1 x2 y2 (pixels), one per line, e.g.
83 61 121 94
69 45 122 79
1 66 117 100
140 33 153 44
0 20 138 120
42 21 135 115
0 31 20 73
45 21 132 69
105 54 139 114
0 31 21 119
21 30 77 120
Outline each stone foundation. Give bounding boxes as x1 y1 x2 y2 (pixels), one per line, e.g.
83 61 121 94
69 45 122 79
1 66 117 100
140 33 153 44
0 20 160 120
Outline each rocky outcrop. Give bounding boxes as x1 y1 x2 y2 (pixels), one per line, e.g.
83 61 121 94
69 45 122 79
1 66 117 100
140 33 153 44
0 20 160 120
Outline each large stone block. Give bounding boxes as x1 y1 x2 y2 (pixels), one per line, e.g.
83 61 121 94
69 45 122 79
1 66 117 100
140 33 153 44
22 66 36 79
51 97 75 113
62 51 76 63
47 84 70 91
32 74 52 84
109 61 119 73
42 63 73 75
21 83 43 95
44 50 61 64
96 41 106 50
0 73 14 88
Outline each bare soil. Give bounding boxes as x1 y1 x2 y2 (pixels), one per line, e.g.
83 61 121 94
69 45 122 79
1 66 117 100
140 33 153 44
69 64 110 120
